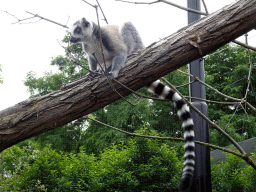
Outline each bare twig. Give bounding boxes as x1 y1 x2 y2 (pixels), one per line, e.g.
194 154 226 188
94 6 108 73
176 79 196 88
201 0 209 15
1 10 19 20
161 0 207 15
92 53 140 106
177 69 256 112
81 0 97 8
244 33 253 100
116 0 159 5
96 0 109 24
86 116 256 169
65 15 70 26
26 11 69 28
171 89 255 171
57 39 96 74
184 96 243 105
221 77 247 90
15 18 43 25
161 77 248 156
1 10 38 24
116 0 207 15
232 40 256 52
224 33 254 130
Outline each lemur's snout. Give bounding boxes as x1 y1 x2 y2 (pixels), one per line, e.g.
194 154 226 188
69 36 81 43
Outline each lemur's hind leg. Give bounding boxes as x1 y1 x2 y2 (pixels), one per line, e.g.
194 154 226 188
120 22 145 55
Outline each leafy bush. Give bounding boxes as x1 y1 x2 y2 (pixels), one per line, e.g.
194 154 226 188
0 128 182 191
211 151 256 192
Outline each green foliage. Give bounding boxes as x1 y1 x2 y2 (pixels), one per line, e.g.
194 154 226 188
32 122 86 153
205 44 256 146
0 128 182 191
211 151 256 192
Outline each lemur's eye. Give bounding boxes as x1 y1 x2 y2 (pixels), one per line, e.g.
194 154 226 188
75 27 81 34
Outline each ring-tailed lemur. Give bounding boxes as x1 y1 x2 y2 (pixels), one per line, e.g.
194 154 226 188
70 18 195 191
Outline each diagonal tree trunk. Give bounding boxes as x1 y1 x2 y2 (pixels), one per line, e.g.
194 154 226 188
1 0 256 152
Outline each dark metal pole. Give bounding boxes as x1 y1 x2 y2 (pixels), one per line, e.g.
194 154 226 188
187 0 212 191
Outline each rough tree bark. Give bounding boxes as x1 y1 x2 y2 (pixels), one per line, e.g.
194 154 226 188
1 0 256 152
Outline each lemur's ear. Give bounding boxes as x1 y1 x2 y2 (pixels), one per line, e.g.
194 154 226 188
82 18 90 28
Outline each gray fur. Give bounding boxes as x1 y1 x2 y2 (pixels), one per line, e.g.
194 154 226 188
70 18 144 79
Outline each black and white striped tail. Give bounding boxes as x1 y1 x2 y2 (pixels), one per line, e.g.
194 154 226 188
147 80 195 191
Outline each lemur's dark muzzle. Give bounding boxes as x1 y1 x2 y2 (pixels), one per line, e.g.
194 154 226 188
70 36 81 43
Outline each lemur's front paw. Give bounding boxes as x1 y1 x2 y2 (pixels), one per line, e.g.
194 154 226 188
87 71 100 81
107 73 115 80
106 71 119 80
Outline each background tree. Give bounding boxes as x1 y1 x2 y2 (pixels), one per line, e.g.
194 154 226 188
205 44 256 147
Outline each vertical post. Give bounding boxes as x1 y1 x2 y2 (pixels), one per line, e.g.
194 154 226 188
187 0 212 191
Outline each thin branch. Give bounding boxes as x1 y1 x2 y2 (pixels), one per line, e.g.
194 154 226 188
1 10 19 20
86 116 256 169
244 33 253 100
221 77 247 90
225 33 254 130
115 0 159 5
160 0 207 15
26 11 69 28
96 0 109 24
176 79 196 88
184 96 243 105
57 39 103 82
232 40 256 52
94 6 108 73
224 105 243 131
81 0 97 8
1 10 38 24
160 77 247 155
15 18 43 25
115 0 207 15
65 15 70 26
113 78 180 102
177 69 256 112
92 53 140 106
161 78 256 169
201 0 209 15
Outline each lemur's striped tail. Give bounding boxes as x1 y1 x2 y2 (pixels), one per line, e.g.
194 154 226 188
146 80 195 191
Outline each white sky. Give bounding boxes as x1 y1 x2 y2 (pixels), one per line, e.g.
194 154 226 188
0 0 255 111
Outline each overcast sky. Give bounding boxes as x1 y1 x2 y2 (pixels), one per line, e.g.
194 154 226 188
0 0 255 111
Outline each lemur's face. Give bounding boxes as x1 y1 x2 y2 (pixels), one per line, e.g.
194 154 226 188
70 18 93 43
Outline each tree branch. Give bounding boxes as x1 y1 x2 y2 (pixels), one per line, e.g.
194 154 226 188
116 0 207 15
26 11 69 28
87 116 256 169
1 0 256 152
